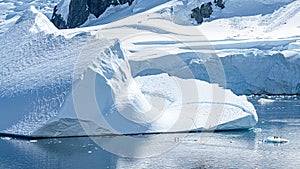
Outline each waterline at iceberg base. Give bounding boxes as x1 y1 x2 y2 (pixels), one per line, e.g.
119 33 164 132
0 37 257 138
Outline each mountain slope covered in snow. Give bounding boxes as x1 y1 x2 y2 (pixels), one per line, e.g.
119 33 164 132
60 0 299 94
0 0 60 35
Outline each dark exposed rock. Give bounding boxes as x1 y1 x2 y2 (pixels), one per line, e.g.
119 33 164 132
200 2 213 18
51 0 135 29
191 7 203 24
87 0 109 18
87 0 134 18
67 0 89 28
51 6 67 28
214 0 225 9
191 0 226 24
191 2 213 24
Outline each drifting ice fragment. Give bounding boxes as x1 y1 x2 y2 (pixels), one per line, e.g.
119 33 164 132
264 136 289 143
29 140 38 143
258 98 276 103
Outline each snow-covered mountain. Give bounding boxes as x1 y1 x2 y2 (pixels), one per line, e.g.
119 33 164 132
49 0 300 95
0 0 299 137
0 0 60 35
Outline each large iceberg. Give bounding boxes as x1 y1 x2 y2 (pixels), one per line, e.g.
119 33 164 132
32 39 257 137
0 7 257 137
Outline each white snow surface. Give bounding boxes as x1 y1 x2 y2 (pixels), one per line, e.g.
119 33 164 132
1 0 300 136
0 6 87 96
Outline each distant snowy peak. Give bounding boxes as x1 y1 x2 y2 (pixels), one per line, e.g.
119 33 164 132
51 0 135 28
28 6 62 35
7 6 61 36
49 0 297 28
0 0 59 35
51 0 222 28
0 6 89 97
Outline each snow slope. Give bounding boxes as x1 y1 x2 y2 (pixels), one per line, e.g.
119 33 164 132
0 6 91 135
0 0 59 35
0 6 257 137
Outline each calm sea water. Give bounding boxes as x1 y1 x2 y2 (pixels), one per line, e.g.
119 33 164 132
0 96 299 169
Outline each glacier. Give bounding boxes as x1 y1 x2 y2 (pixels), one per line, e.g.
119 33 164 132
0 6 258 137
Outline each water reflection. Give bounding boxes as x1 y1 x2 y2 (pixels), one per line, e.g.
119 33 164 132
0 130 258 169
1 96 299 168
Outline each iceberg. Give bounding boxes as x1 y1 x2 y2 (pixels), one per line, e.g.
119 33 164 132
2 38 258 137
0 6 258 138
264 136 289 143
258 98 276 104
